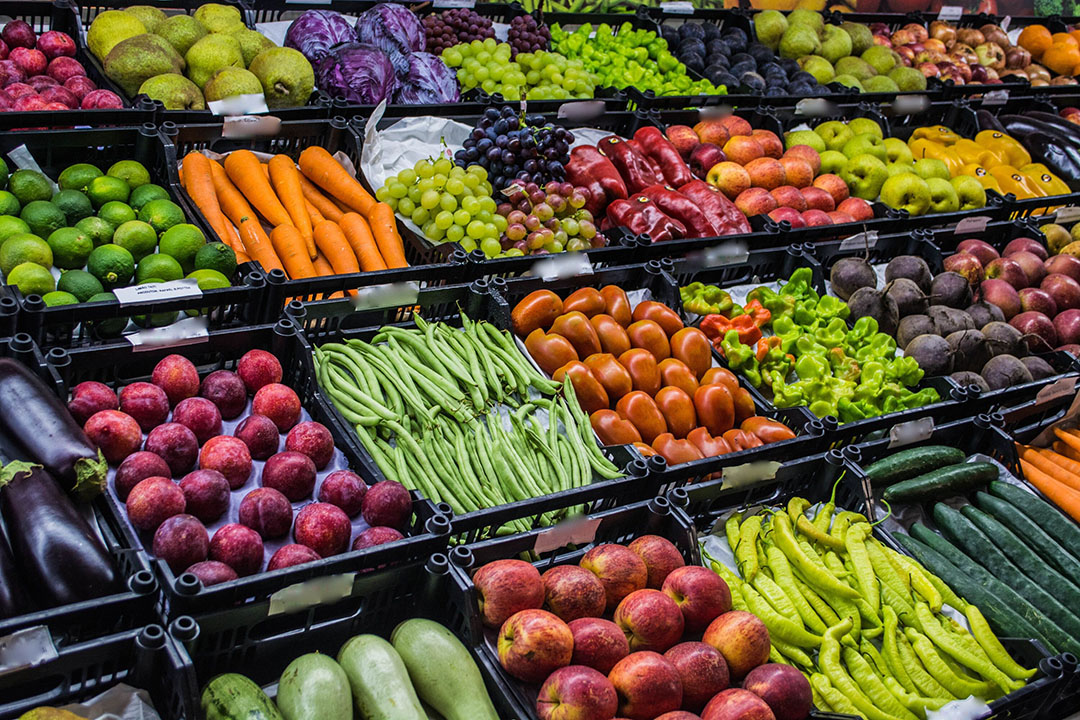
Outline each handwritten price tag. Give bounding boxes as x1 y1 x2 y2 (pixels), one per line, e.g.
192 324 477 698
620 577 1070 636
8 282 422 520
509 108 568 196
435 0 476 7
113 278 202 306
1035 376 1077 405
954 215 989 235
937 5 963 21
1056 206 1080 223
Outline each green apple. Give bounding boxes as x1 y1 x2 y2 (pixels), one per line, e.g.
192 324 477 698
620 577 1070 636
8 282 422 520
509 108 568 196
886 162 913 178
883 137 914 165
950 175 987 211
798 55 835 85
926 177 960 214
819 150 849 175
842 133 887 162
880 172 931 216
815 120 854 152
754 10 788 51
784 129 826 153
841 154 889 201
846 117 883 139
861 45 899 76
820 24 852 65
913 158 950 181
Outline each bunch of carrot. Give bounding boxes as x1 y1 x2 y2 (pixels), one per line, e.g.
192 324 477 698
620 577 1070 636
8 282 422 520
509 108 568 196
180 147 407 281
1014 429 1080 521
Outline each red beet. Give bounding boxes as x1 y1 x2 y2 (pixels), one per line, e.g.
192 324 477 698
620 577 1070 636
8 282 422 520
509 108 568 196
318 469 367 517
126 476 185 532
208 523 264 576
184 560 237 586
1 21 35 49
48 56 84 84
234 414 279 459
36 31 76 60
81 89 122 109
153 514 208 573
114 451 171 499
179 469 231 523
285 421 334 469
294 502 351 557
152 354 200 406
172 396 222 444
85 409 142 464
199 435 253 489
119 381 169 431
199 369 247 419
262 451 316 501
253 383 301 432
352 526 403 551
361 480 412 531
238 487 293 539
68 380 117 425
267 544 320 571
144 422 199 475
237 349 282 393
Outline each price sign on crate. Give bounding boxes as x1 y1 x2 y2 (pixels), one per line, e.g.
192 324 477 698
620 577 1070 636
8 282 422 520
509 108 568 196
887 417 934 449
660 2 695 13
937 5 963 21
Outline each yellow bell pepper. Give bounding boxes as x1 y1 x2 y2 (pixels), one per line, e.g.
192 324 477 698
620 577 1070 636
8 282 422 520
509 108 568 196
975 130 1031 168
960 163 1003 193
909 138 964 176
910 125 961 145
952 138 1007 168
1024 168 1071 197
988 165 1046 199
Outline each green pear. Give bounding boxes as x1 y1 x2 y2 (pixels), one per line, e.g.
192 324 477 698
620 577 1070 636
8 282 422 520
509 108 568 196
926 177 960 214
193 3 244 34
123 6 166 33
861 45 898 76
204 67 262 101
847 117 883 139
886 162 913 178
230 27 275 67
834 56 876 80
87 10 146 60
155 15 207 57
139 73 205 110
883 137 914 164
951 175 987 211
104 34 184 96
864 75 899 93
842 154 889 201
842 133 886 162
185 34 243 89
798 55 834 85
820 25 852 65
815 121 854 152
880 172 931 215
784 129 827 154
248 47 314 108
820 150 849 175
888 66 927 92
754 10 788 51
914 158 950 181
842 21 874 55
832 74 865 92
779 26 820 60
787 9 824 33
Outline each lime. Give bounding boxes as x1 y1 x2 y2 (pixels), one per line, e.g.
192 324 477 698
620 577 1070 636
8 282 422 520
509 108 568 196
76 216 114 247
57 268 104 302
86 292 126 338
58 163 103 192
132 280 179 328
47 227 93 270
112 220 157 261
0 158 9 190
139 198 185 237
42 290 78 307
0 216 30 244
20 201 66 238
135 253 184 283
0 192 19 216
159 223 205 272
107 160 150 189
7 262 55 296
9 170 53 205
87 176 130 208
186 268 231 290
86 244 134 289
193 242 237 277
0 233 51 275
98 201 136 230
129 183 169 211
51 189 93 224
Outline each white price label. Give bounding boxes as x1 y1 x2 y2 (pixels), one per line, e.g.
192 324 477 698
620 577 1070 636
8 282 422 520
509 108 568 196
887 417 934 448
660 1 695 12
700 241 749 268
128 316 209 352
794 98 833 117
533 516 601 553
222 114 282 138
435 0 476 7
112 278 202 306
1057 206 1080 223
209 93 269 117
954 215 990 234
269 573 356 615
535 253 594 281
983 89 1009 106
351 281 420 311
893 95 930 115
0 626 57 674
839 231 878 252
721 461 781 489
937 5 963 21
557 101 606 121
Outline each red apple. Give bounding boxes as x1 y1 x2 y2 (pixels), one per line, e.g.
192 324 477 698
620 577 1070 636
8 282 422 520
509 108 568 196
742 664 812 720
614 589 685 653
1019 287 1057 318
570 617 630 674
956 238 1000 267
799 186 835 213
537 665 619 720
1003 237 1048 260
498 609 574 683
800 209 832 227
978 278 1022 319
474 559 545 628
664 642 729 712
1055 308 1080 346
985 256 1028 289
581 544 648 611
811 173 849 205
827 211 856 225
701 688 776 720
655 714 702 720
769 185 808 211
690 143 726 181
543 564 607 622
703 611 770 679
627 535 684 589
1011 311 1058 353
836 196 873 221
667 125 702 161
1046 254 1080 284
767 206 805 229
1042 273 1080 312
1009 251 1048 287
734 187 777 217
944 252 985 285
661 566 732 632
608 651 683 720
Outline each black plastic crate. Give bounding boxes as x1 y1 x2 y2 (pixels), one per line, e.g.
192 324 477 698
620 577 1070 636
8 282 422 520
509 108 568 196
173 552 519 720
916 216 1047 254
0 624 196 720
38 321 452 618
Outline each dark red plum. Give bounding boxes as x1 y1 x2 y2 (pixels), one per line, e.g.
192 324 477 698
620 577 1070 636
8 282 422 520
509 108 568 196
144 422 199 475
185 560 237 587
208 523 264 576
119 382 170 431
85 409 142 464
234 414 279 459
126 476 185 532
361 480 412 531
318 470 367 517
68 381 117 425
151 354 199 406
352 526 403 551
237 349 282 393
172 396 222 444
253 383 301 432
238 487 293 539
199 435 253 489
267 544 321 571
285 421 334 469
294 502 351 557
199 369 247 419
153 514 208 573
179 469 231 523
115 451 172 499
262 451 316 501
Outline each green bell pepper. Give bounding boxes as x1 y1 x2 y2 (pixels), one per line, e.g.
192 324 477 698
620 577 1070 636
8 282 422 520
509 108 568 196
814 318 848 349
780 268 818 302
721 330 761 387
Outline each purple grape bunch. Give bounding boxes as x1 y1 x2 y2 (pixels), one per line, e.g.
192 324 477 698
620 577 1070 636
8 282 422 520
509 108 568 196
507 15 551 57
422 9 495 55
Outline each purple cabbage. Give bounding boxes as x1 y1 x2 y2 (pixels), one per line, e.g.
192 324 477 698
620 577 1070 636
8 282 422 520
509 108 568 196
284 10 357 64
394 52 460 104
317 43 398 104
355 4 424 75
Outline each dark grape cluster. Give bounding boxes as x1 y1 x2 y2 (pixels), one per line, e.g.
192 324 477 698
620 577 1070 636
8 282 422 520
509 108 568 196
507 15 551 57
422 9 495 55
454 106 573 193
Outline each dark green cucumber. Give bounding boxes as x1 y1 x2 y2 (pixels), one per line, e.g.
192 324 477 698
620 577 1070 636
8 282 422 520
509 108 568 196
909 522 1077 655
989 480 1080 561
961 504 1080 612
863 446 967 487
882 463 998 504
202 674 284 720
975 491 1080 584
893 532 1054 651
934 504 1080 644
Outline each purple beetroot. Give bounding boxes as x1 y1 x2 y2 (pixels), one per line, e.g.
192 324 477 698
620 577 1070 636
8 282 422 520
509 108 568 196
318 470 367 517
285 421 334 469
68 381 118 425
126 476 185 532
208 523 264 576
172 396 222 444
115 451 172 499
294 503 351 557
144 422 199 475
361 480 412 531
238 487 293 539
153 514 208 572
119 381 169 431
352 526 404 551
267 544 321 571
234 414 279 460
179 469 231 523
184 560 238 587
199 435 253 489
262 451 316 501
199 369 247 419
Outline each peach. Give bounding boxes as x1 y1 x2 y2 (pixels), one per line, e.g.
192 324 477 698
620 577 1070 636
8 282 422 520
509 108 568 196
85 409 142 464
614 589 685 653
119 382 169 432
580 543 648 611
777 157 813 188
735 187 777 217
744 157 786 190
770 186 808 211
627 535 684 589
812 173 850 205
237 349 282 393
569 617 630 674
252 383 301 432
783 145 821 174
703 611 771 679
722 136 764 166
543 564 607 622
800 186 837 213
151 353 199 406
200 435 253 489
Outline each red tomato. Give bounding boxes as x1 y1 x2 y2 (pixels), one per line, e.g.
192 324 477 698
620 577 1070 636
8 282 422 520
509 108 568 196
550 311 602 358
701 367 740 395
658 358 699 397
654 386 696 439
600 285 632 327
694 384 735 437
591 409 642 445
511 289 563 337
525 328 578 376
670 327 712 379
741 416 797 444
618 348 661 396
723 429 764 452
583 353 633 402
590 314 631 356
732 387 755 426
627 319 671 361
553 361 610 414
616 391 668 444
563 287 606 317
632 300 684 337
688 427 733 457
633 442 658 458
652 433 705 466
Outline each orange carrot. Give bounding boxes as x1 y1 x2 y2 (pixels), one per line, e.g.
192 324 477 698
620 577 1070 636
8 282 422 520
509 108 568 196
313 220 360 275
209 160 252 226
304 198 325 227
313 251 334 276
1036 447 1080 478
224 223 250 263
1054 428 1080 456
1019 458 1080 521
298 146 375 217
339 213 387 272
270 225 317 280
238 217 284 275
269 155 315 259
183 152 231 244
1017 447 1080 491
224 150 294 228
1055 440 1080 461
298 174 344 222
367 202 408 269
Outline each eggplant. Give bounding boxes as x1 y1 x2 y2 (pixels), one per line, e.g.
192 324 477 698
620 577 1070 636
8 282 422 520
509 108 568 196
0 358 106 500
1023 111 1080 141
0 461 118 607
1001 114 1080 149
977 109 1006 134
1025 132 1080 183
0 530 30 618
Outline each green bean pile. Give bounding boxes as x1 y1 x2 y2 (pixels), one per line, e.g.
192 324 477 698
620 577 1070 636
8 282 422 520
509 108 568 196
706 493 1034 720
312 313 622 528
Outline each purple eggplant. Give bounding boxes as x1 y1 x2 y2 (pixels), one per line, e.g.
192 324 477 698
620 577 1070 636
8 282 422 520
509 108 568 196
0 531 29 618
0 358 106 500
0 461 118 607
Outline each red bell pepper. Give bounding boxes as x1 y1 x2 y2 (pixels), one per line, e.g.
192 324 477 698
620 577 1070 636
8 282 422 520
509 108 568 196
566 145 627 218
678 180 752 235
700 313 762 347
598 136 664 194
606 194 686 243
743 299 771 328
640 184 720 238
634 127 693 187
